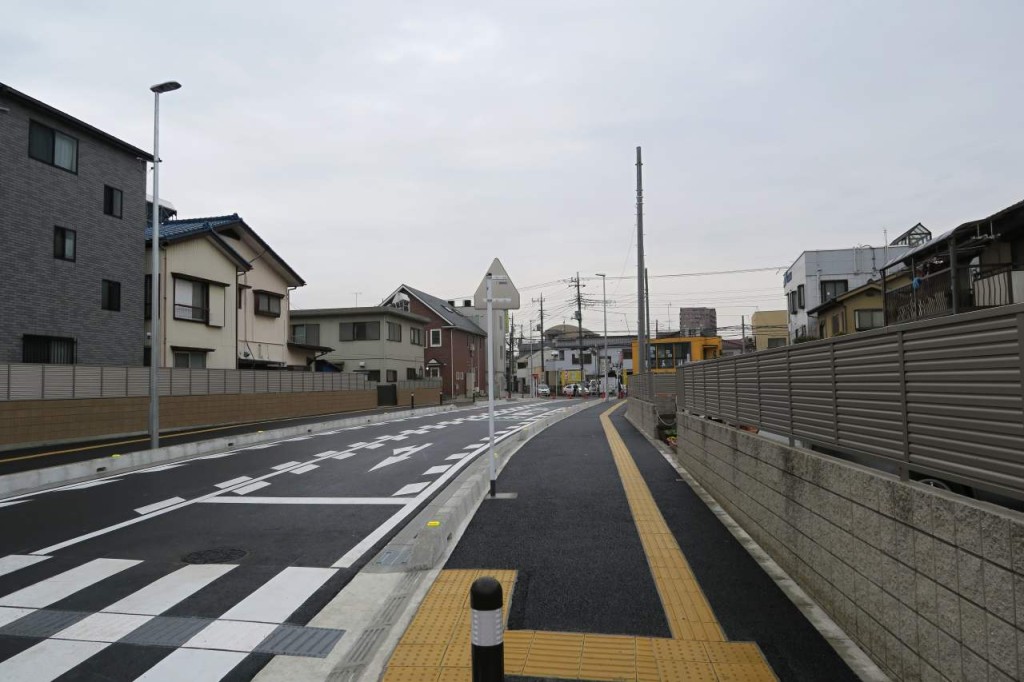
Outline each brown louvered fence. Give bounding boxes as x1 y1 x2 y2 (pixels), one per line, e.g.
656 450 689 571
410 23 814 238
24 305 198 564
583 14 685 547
677 303 1024 499
0 365 441 401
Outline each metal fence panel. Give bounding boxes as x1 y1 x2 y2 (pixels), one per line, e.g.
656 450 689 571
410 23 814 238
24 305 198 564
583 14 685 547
75 367 103 399
736 356 759 424
757 352 789 434
127 368 150 396
101 367 127 398
44 366 75 400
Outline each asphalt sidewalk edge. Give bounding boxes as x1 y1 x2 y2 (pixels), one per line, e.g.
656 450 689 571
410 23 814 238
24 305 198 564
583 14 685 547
623 411 890 682
250 399 606 682
0 401 503 500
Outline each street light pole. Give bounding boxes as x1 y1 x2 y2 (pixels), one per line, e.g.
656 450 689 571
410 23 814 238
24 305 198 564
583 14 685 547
148 80 181 450
596 273 608 400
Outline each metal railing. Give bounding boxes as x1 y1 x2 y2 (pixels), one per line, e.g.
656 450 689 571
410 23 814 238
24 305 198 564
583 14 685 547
0 363 439 401
675 303 1024 500
629 373 677 402
885 263 1022 324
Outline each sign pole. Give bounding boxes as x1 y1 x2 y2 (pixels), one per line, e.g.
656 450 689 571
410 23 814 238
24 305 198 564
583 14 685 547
486 273 496 497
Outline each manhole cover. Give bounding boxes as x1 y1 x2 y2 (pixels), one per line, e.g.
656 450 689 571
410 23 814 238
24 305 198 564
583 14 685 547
183 547 247 564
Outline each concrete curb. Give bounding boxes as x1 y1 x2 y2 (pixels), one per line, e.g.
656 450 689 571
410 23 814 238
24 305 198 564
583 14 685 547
0 403 460 499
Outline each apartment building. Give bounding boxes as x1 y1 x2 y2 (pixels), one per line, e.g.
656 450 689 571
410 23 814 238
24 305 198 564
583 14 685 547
0 82 152 365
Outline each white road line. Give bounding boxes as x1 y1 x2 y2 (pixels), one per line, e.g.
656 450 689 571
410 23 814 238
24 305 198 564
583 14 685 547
129 463 186 474
288 464 319 475
133 497 186 516
0 639 108 682
243 443 278 450
0 500 30 509
284 436 311 442
333 452 357 461
392 482 430 496
0 606 33 627
102 564 236 615
54 479 123 491
0 558 140 608
201 496 411 506
215 477 252 489
134 649 247 682
271 461 302 470
232 481 271 495
53 612 152 643
0 555 49 578
446 453 472 461
423 465 451 475
183 619 277 652
364 442 383 449
312 450 338 458
463 444 480 450
220 566 337 623
194 451 236 460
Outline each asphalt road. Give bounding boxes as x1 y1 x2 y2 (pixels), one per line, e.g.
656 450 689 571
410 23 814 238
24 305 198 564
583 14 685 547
0 399 568 681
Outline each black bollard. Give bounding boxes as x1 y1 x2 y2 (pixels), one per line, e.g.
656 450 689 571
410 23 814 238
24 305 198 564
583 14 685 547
411 394 415 410
470 577 504 681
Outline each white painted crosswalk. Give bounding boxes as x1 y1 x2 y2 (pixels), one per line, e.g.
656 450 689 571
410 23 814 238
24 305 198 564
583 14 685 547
0 554 343 681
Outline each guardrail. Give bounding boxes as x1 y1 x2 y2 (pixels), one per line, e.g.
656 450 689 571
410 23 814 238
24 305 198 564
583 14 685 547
676 303 1024 499
0 363 441 401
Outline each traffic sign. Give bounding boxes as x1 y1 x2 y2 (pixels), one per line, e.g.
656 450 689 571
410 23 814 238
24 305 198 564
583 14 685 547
473 258 520 310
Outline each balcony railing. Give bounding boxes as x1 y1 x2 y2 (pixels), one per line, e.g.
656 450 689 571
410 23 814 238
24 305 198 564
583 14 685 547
173 304 208 322
885 263 1020 324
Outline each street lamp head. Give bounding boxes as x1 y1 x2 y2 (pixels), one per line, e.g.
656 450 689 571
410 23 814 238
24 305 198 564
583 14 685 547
150 81 182 94
595 273 606 277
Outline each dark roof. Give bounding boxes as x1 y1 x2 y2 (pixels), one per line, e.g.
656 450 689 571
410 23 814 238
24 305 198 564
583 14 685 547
145 216 251 271
0 82 153 160
889 222 932 247
290 306 430 324
145 213 304 286
395 285 486 336
287 341 334 353
882 197 1024 270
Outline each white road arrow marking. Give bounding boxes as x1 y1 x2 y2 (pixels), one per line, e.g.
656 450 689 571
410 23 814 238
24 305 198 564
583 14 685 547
368 443 432 472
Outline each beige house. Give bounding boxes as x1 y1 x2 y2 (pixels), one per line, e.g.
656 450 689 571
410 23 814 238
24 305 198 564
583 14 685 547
751 310 788 351
145 220 249 369
146 214 312 369
289 306 429 381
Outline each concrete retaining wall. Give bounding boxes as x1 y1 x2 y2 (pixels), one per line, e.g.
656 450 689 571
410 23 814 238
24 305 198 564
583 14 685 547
672 410 1024 682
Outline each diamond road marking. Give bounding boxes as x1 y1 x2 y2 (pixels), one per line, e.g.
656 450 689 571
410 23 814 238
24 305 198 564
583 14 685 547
392 482 430 496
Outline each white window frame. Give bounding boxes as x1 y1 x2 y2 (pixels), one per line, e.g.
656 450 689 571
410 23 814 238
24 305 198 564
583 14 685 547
430 329 442 347
854 309 884 331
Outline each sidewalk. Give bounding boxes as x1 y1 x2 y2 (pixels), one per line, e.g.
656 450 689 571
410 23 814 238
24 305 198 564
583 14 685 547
378 402 863 681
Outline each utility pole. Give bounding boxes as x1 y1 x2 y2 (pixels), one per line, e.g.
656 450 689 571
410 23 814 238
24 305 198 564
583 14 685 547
573 272 585 392
636 146 647 374
534 294 545 390
645 267 651 363
741 315 746 354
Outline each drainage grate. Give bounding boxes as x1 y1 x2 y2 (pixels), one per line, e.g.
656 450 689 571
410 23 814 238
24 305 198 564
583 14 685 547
374 547 412 567
182 548 247 564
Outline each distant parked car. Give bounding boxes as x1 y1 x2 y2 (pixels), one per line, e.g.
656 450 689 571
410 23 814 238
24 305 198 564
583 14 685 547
537 384 551 397
562 383 589 397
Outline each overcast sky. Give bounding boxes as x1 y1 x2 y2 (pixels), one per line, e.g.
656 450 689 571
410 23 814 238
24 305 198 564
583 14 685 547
5 1 1023 336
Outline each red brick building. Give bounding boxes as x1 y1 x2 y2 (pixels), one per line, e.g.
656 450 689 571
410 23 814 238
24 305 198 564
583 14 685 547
382 285 487 398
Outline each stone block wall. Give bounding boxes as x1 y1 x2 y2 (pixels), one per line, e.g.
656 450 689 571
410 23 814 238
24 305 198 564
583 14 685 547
673 411 1023 682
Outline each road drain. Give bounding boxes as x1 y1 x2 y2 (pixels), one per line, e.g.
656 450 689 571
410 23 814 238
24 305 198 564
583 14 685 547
183 547 247 564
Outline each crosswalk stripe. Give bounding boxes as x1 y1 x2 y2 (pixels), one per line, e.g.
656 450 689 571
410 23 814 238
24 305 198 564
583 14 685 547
219 566 336 624
0 554 49 578
289 464 319 475
232 481 271 495
53 611 151 643
0 639 108 682
215 477 252 489
0 606 33 627
182 619 277 652
0 558 140 608
134 649 247 682
102 564 236 616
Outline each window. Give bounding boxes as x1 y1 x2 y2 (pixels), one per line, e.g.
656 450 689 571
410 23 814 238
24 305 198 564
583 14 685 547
291 323 320 345
855 309 884 331
254 291 282 317
410 328 424 346
426 366 440 378
101 280 121 311
29 120 78 172
23 335 75 364
366 369 381 382
406 368 418 380
386 369 398 382
53 226 76 261
174 278 209 322
429 329 442 347
820 280 848 303
173 350 207 369
788 290 798 315
103 186 123 218
340 321 381 341
767 337 787 348
387 321 402 342
797 284 805 309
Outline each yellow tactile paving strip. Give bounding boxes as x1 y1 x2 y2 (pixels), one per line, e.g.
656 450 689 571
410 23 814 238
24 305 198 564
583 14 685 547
382 404 778 681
